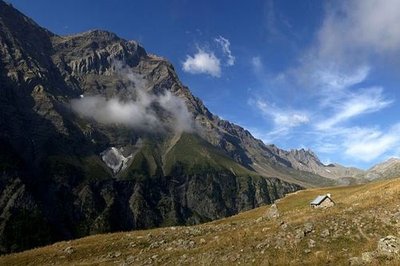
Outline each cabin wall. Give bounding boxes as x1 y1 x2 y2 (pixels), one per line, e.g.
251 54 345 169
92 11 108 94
316 199 334 208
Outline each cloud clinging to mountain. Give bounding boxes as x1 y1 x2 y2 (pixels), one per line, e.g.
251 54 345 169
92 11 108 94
71 64 193 133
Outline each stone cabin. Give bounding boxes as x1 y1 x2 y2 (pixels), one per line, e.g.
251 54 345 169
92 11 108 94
310 193 335 208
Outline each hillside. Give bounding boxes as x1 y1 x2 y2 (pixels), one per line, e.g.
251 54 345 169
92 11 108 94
363 158 400 181
3 177 400 265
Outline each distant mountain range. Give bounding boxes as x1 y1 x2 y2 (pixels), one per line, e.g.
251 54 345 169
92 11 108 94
0 0 394 254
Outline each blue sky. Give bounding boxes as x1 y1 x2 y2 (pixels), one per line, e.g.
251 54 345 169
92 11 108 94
8 0 400 169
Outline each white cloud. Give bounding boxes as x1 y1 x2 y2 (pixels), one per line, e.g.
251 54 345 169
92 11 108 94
294 0 400 81
289 0 400 92
182 36 235 77
182 49 221 77
215 36 235 66
318 0 400 62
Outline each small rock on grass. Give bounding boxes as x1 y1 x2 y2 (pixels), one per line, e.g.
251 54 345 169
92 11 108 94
303 222 314 235
265 204 280 219
64 246 74 254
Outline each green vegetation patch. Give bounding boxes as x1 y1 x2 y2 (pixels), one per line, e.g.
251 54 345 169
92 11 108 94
164 133 255 177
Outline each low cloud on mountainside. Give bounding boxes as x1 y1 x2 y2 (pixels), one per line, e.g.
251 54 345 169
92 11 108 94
71 64 194 133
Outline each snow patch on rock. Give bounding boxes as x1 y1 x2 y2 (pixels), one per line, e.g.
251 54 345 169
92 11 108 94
100 147 132 174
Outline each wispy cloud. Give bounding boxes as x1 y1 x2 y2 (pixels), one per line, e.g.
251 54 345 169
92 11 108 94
343 125 400 162
248 1 400 166
316 87 393 130
251 56 263 75
252 98 309 141
249 55 398 164
215 36 235 66
309 125 400 163
315 66 370 92
182 48 221 77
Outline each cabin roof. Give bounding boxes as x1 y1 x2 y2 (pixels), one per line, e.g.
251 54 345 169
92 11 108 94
310 195 329 205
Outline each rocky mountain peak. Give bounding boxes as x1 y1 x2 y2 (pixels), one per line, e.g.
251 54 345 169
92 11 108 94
72 29 120 41
51 30 147 77
289 148 320 163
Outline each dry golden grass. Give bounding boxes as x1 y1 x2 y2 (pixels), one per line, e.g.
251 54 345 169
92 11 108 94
3 178 400 265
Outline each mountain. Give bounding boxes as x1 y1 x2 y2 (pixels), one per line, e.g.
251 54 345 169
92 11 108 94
266 148 364 183
0 1 360 254
3 177 400 265
362 158 400 181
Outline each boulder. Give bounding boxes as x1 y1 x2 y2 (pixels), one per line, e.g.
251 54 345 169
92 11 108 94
265 204 280 219
303 222 314 235
377 235 400 257
320 229 330 238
